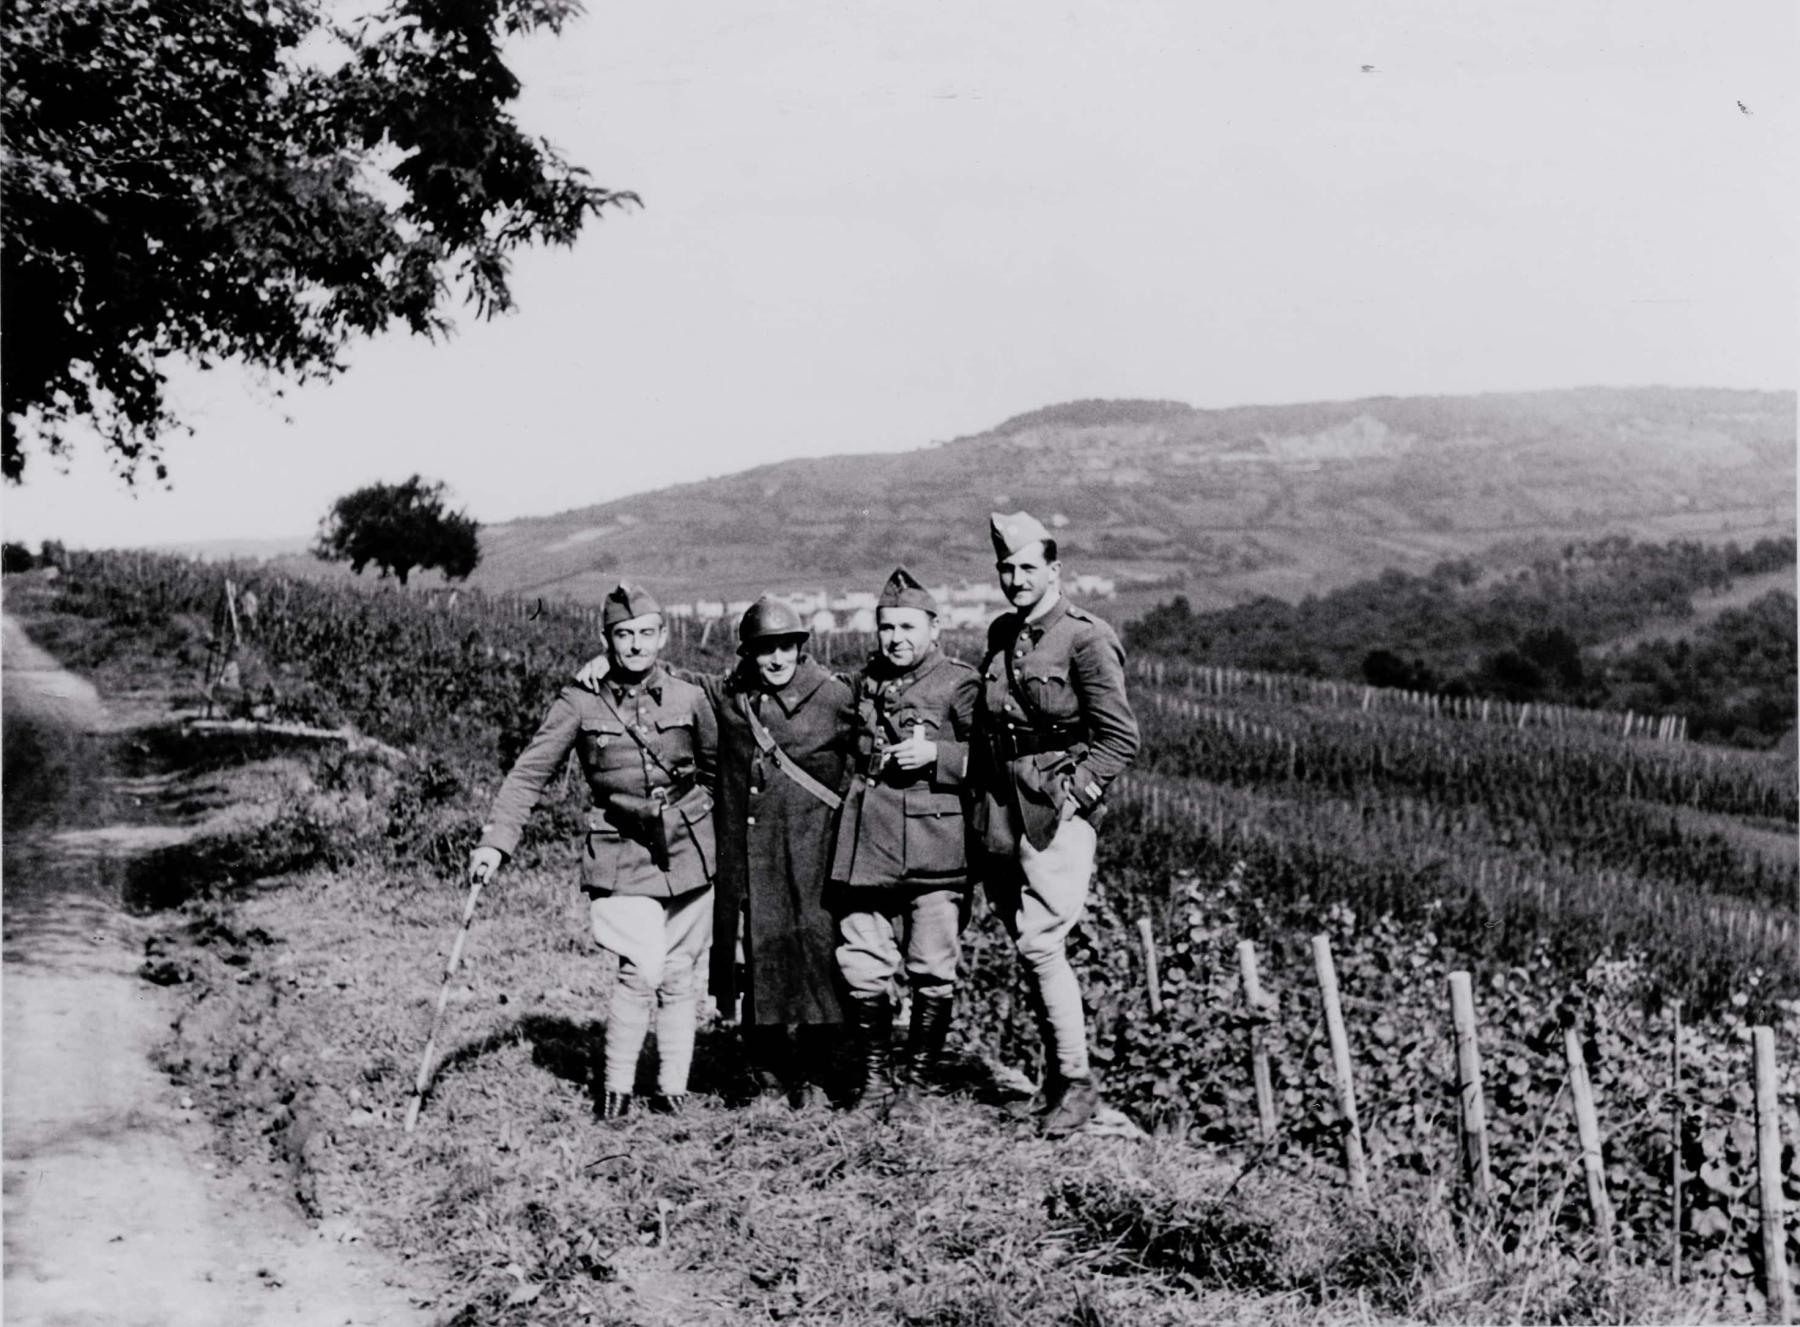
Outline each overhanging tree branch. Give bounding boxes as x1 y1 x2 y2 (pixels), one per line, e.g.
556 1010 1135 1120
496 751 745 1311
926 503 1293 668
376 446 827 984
0 0 636 483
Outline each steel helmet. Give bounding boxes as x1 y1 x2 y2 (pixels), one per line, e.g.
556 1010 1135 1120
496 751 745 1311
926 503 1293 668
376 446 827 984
737 596 809 654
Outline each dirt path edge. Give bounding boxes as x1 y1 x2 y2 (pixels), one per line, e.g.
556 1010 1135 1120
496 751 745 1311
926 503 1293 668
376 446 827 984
3 612 437 1327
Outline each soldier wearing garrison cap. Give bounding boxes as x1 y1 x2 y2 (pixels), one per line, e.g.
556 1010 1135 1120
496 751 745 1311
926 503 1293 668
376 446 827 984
974 512 1140 1138
470 581 719 1120
828 567 980 1116
577 594 857 1108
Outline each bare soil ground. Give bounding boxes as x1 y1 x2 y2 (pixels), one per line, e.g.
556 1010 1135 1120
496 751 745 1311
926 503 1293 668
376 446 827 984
2 614 433 1327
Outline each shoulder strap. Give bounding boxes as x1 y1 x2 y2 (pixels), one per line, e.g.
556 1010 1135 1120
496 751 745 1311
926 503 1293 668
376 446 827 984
738 694 843 810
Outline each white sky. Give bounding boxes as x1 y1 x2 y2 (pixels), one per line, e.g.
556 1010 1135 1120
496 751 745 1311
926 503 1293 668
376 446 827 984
4 0 1795 549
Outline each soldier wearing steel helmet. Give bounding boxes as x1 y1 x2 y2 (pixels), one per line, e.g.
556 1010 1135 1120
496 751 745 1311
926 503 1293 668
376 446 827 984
974 513 1140 1138
828 567 980 1116
578 596 857 1105
469 583 718 1120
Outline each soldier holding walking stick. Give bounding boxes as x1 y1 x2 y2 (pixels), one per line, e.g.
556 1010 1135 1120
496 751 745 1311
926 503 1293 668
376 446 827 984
468 582 718 1120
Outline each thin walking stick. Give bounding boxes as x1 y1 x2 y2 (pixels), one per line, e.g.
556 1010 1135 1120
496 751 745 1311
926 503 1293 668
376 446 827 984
403 872 489 1134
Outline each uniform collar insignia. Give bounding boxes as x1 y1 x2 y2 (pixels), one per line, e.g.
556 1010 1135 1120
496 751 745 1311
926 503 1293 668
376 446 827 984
1013 596 1069 640
611 665 665 705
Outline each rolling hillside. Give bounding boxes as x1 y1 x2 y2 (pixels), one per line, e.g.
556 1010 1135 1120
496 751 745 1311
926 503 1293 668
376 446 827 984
463 386 1795 615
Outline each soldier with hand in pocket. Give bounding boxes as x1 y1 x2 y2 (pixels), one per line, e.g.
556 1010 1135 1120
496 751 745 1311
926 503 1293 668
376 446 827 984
974 513 1140 1139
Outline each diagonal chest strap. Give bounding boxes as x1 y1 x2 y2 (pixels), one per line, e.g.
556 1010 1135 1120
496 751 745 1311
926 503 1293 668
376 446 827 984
739 694 843 811
597 689 681 783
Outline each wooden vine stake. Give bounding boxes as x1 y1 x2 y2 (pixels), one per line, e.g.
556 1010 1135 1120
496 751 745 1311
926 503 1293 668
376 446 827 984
1312 936 1370 1200
1136 917 1163 1016
1564 1025 1617 1260
1447 972 1492 1203
1237 940 1278 1142
1670 1000 1683 1286
1753 1026 1794 1325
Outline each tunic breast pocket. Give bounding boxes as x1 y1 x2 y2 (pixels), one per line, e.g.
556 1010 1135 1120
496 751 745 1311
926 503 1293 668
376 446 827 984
577 720 630 774
892 711 941 737
653 713 697 764
1020 669 1076 721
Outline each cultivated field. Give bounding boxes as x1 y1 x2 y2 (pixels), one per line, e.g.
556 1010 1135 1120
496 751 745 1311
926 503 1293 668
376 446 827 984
7 553 1798 1325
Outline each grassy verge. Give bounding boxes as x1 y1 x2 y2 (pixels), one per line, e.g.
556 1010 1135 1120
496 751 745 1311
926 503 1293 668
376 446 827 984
138 833 1713 1326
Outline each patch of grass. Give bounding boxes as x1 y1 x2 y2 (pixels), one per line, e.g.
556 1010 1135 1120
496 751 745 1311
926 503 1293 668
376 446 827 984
1051 1171 1297 1293
1050 1168 1713 1325
153 857 1438 1326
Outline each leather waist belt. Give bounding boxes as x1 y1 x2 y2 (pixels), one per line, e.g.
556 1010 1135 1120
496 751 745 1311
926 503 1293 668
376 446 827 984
593 775 698 826
988 723 1083 761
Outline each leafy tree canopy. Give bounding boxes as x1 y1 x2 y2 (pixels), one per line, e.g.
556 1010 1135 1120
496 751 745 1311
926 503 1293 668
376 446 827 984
314 474 479 585
1 0 635 483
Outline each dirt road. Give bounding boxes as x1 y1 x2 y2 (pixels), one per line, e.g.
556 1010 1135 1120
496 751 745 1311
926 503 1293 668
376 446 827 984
3 614 432 1327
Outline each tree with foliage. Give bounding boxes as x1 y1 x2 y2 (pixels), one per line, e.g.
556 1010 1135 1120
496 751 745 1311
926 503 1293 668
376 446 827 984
314 475 479 586
1 0 635 483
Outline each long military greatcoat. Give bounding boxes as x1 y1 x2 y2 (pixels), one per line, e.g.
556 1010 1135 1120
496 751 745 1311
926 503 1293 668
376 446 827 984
704 658 856 1026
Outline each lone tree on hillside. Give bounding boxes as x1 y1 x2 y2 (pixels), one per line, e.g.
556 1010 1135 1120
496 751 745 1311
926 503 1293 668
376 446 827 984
1 0 636 484
315 476 480 586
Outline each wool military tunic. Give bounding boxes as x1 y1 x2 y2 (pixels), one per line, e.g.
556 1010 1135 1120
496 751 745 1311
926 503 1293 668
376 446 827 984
830 649 979 888
974 596 1141 854
703 658 856 1026
478 667 718 898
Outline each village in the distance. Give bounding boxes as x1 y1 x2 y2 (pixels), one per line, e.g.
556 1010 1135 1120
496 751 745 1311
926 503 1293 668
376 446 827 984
668 570 1118 636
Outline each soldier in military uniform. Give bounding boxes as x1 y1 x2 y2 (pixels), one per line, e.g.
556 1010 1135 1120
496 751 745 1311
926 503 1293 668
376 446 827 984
973 513 1140 1138
829 568 980 1115
468 583 718 1120
578 597 857 1106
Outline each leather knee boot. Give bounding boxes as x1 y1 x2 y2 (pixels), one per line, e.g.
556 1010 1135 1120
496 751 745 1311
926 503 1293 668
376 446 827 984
900 992 954 1091
847 994 897 1116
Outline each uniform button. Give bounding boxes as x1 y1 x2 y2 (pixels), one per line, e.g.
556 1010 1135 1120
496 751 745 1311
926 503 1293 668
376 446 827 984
747 815 757 826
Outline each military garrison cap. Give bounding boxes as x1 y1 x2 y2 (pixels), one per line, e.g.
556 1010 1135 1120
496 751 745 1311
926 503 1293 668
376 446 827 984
989 510 1053 560
876 566 939 616
602 582 662 629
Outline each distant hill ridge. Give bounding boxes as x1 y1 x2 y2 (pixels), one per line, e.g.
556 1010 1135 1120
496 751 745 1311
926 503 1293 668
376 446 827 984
461 386 1792 617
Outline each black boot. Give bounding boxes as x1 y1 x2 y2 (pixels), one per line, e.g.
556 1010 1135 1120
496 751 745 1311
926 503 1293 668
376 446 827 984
1041 1074 1101 1139
893 991 954 1116
847 994 897 1117
742 1023 788 1094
